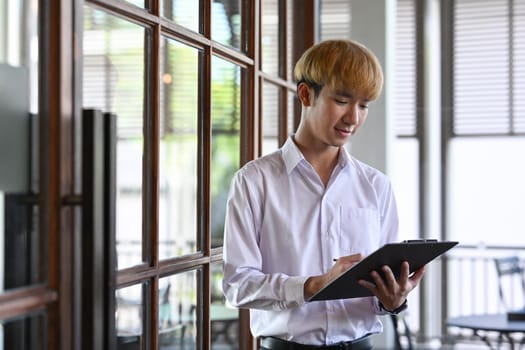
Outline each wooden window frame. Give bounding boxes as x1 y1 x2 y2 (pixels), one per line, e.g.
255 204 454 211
0 0 318 349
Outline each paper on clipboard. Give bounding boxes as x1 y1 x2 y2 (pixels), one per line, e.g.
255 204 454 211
308 240 458 301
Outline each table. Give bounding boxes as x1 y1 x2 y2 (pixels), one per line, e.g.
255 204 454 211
447 313 525 350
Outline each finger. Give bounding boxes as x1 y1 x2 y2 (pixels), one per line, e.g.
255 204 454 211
381 265 397 288
399 261 410 282
409 265 426 285
357 279 378 294
339 253 362 263
334 254 362 269
369 270 388 293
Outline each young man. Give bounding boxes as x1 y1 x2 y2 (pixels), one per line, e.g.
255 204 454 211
222 39 425 350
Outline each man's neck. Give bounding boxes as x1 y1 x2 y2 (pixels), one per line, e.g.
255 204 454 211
292 135 340 187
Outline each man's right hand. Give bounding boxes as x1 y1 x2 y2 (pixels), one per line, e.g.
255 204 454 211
303 253 363 300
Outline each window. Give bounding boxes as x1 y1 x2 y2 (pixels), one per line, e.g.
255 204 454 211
445 0 525 327
452 0 525 136
81 1 250 348
391 0 421 334
392 0 420 241
0 0 50 348
260 0 299 156
447 0 525 246
0 1 314 350
80 1 308 349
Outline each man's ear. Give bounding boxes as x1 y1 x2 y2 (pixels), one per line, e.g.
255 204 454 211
297 82 313 106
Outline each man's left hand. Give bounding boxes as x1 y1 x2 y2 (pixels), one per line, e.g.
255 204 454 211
357 261 426 311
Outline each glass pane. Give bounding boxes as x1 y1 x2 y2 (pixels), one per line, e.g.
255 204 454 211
0 0 43 291
391 138 419 240
261 82 280 155
159 37 201 260
211 262 238 350
286 0 294 81
287 90 297 137
453 0 511 135
158 270 198 349
211 57 241 248
261 0 279 76
124 0 144 7
390 137 420 333
212 0 243 51
161 0 201 34
116 283 145 349
83 6 146 269
0 312 47 349
448 137 525 245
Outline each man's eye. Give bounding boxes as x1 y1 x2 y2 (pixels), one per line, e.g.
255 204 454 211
360 105 369 110
335 99 347 104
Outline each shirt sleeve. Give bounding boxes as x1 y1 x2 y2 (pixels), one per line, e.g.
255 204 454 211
221 169 308 310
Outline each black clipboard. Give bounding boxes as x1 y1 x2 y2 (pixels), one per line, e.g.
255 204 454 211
308 240 458 301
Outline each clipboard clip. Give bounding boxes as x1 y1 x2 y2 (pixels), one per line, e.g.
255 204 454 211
402 239 438 243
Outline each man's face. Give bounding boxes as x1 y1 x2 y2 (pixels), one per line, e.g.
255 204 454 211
306 85 370 147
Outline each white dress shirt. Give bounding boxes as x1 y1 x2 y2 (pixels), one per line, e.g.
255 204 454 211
222 137 399 345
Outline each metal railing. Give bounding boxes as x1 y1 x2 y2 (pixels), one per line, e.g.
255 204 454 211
445 244 525 316
441 244 525 346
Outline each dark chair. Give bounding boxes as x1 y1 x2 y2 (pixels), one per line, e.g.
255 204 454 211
493 256 525 349
494 256 525 311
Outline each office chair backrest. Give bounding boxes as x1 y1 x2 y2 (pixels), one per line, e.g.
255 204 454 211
494 256 525 310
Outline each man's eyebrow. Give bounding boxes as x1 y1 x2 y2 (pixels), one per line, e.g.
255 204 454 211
332 89 352 97
333 90 370 102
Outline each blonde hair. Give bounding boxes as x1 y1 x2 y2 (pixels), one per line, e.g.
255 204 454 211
294 39 384 101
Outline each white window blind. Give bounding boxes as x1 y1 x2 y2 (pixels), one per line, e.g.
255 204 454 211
395 0 417 137
261 0 279 139
515 0 525 132
320 0 352 41
83 7 146 140
453 0 525 135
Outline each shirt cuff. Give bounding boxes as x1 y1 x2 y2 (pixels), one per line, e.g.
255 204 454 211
378 299 408 315
373 297 387 315
285 276 310 306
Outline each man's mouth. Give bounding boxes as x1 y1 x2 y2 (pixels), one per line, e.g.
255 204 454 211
335 127 353 135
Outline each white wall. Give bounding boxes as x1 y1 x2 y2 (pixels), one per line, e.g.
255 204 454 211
347 0 396 177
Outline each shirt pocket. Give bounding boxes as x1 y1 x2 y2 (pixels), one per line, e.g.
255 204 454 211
338 207 381 257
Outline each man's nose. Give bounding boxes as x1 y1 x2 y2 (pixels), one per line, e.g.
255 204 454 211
343 104 360 125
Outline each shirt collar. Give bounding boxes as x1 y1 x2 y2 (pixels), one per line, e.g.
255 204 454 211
281 137 304 174
281 136 351 174
338 145 351 169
